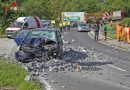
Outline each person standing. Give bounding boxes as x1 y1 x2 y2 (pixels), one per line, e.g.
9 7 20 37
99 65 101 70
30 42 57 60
67 22 70 31
62 22 66 31
123 24 130 44
115 24 122 42
59 23 63 32
94 19 100 41
102 23 107 41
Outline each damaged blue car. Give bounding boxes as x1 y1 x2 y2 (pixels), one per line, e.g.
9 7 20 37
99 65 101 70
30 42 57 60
14 28 63 62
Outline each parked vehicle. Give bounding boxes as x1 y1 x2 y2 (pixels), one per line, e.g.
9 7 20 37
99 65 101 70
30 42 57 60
14 28 63 62
5 16 42 38
41 20 51 29
77 23 91 32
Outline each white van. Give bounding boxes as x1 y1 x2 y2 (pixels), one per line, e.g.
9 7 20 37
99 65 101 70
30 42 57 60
5 16 42 38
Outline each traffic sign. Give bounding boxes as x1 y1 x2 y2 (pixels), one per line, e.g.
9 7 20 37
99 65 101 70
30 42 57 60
11 1 17 8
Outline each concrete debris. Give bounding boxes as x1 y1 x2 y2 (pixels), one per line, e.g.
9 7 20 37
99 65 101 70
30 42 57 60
63 40 65 44
72 39 76 42
50 80 57 84
66 41 70 44
62 85 66 88
119 83 123 85
24 75 32 81
20 45 115 74
50 80 54 83
63 32 67 35
124 74 130 78
63 40 70 44
76 80 80 83
99 73 103 75
83 75 87 78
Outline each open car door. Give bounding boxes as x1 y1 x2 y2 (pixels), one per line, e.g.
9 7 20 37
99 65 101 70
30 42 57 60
14 29 30 46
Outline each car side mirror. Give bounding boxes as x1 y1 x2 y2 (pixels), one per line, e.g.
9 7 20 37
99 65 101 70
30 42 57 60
23 23 28 28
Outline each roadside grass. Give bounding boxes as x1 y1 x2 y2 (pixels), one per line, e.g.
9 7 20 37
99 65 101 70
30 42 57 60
0 27 6 38
0 59 41 90
107 28 117 39
0 34 6 38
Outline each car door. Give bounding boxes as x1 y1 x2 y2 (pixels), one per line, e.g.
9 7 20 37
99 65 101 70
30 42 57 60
14 30 30 46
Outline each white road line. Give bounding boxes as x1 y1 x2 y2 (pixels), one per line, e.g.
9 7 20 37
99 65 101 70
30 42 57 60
38 76 53 90
88 31 94 39
108 64 127 72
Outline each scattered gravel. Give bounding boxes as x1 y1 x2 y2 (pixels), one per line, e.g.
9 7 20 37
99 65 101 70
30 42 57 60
17 44 117 86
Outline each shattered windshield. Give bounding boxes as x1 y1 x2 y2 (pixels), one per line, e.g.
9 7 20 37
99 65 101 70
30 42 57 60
27 30 57 42
11 21 24 28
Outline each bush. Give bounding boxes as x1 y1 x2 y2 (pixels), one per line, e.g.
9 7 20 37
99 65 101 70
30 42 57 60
107 24 117 39
121 17 130 27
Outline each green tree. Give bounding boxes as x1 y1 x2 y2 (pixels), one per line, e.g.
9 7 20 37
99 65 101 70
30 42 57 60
85 0 99 13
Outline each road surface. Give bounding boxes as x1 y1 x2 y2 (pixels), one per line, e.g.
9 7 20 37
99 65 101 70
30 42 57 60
45 29 130 90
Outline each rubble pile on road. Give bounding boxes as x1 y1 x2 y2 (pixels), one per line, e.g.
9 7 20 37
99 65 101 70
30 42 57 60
21 44 116 81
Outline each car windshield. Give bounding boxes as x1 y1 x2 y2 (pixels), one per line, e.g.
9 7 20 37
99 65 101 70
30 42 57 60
79 24 87 27
27 30 57 42
11 21 24 28
42 24 48 28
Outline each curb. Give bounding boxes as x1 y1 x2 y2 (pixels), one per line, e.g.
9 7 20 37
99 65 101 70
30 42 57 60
38 76 54 90
88 31 130 52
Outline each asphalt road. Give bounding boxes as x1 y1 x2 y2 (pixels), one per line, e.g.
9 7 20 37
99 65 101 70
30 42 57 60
63 29 130 62
45 29 130 90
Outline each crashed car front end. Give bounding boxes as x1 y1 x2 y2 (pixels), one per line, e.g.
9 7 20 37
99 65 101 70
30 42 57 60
14 29 63 62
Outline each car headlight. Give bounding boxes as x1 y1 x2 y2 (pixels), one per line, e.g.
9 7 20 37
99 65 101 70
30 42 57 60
78 27 81 30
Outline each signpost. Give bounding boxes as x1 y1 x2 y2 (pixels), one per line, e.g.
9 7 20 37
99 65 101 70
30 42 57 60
11 1 17 10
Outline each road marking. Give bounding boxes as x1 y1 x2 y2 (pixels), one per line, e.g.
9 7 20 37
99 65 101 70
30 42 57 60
88 31 94 39
38 77 53 90
108 64 127 72
98 60 127 72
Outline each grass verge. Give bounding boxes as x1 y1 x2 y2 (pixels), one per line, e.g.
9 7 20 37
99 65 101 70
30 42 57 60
0 59 41 90
0 34 6 38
